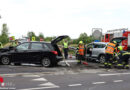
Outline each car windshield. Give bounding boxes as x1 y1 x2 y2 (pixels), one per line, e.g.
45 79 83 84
111 39 123 43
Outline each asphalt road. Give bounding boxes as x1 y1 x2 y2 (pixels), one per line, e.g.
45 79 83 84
0 59 130 90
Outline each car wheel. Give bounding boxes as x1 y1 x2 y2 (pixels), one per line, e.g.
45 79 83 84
1 56 10 65
41 57 52 67
99 55 105 64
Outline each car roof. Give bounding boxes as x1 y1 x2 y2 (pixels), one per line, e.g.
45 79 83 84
21 41 51 44
91 42 108 44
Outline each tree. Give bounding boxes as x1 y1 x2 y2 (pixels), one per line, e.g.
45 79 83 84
38 32 44 39
27 31 36 41
78 32 88 44
44 37 53 41
37 32 44 41
0 24 9 44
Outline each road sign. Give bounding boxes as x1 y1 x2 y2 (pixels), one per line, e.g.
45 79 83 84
40 38 44 41
12 36 15 40
10 36 15 41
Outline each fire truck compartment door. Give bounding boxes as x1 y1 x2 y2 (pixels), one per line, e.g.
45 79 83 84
128 34 130 46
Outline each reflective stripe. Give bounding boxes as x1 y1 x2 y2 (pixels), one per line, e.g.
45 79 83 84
107 44 115 48
104 63 108 65
125 65 129 67
77 60 81 62
123 52 130 56
117 64 123 66
78 45 85 55
108 63 112 66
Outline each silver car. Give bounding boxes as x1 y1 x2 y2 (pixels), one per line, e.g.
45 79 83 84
86 42 107 63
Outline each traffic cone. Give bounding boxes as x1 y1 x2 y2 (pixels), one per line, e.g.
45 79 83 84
0 76 5 87
69 54 72 58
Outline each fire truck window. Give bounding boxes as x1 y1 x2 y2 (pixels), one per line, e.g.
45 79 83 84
106 34 108 38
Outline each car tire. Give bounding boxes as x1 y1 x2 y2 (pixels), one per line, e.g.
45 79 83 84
14 63 21 66
41 57 52 67
0 56 11 65
99 55 105 64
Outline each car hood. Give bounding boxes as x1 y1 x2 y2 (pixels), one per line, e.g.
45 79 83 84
0 46 14 53
110 37 127 44
51 35 68 45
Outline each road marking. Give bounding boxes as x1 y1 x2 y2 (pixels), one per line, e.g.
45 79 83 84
68 84 82 87
32 78 47 81
19 85 59 90
113 80 123 82
61 60 77 63
92 82 106 85
99 72 130 76
39 82 58 87
22 75 40 77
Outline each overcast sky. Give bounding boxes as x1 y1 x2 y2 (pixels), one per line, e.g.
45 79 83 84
0 0 130 39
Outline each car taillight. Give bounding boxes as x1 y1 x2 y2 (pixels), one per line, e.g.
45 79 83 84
51 51 58 55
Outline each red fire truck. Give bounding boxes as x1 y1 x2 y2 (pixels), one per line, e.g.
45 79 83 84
102 28 130 51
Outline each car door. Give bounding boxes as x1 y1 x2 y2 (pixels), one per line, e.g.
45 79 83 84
12 42 30 63
86 43 93 57
29 42 45 63
92 44 99 57
92 44 105 58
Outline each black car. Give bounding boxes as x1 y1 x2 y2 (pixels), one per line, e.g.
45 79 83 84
0 35 68 67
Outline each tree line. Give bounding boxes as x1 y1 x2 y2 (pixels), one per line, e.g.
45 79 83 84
0 24 94 45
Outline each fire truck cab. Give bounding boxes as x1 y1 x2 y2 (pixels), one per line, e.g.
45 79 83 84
102 28 130 51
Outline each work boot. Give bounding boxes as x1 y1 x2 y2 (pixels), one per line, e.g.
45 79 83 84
103 65 108 68
117 66 124 69
117 64 124 69
125 67 129 69
124 65 129 69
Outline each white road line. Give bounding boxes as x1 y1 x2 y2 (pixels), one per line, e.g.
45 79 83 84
22 75 40 77
18 86 60 90
99 72 130 76
92 82 106 85
113 80 123 82
39 82 58 87
61 60 77 63
0 73 38 76
68 84 82 87
32 78 47 81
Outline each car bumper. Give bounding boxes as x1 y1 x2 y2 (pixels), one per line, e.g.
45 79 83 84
56 56 63 61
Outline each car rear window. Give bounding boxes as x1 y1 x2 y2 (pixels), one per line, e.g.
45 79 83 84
45 43 54 50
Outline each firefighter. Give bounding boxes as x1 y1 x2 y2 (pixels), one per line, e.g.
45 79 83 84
104 41 117 68
0 42 3 48
63 40 69 59
11 39 19 47
77 41 85 64
116 46 130 69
